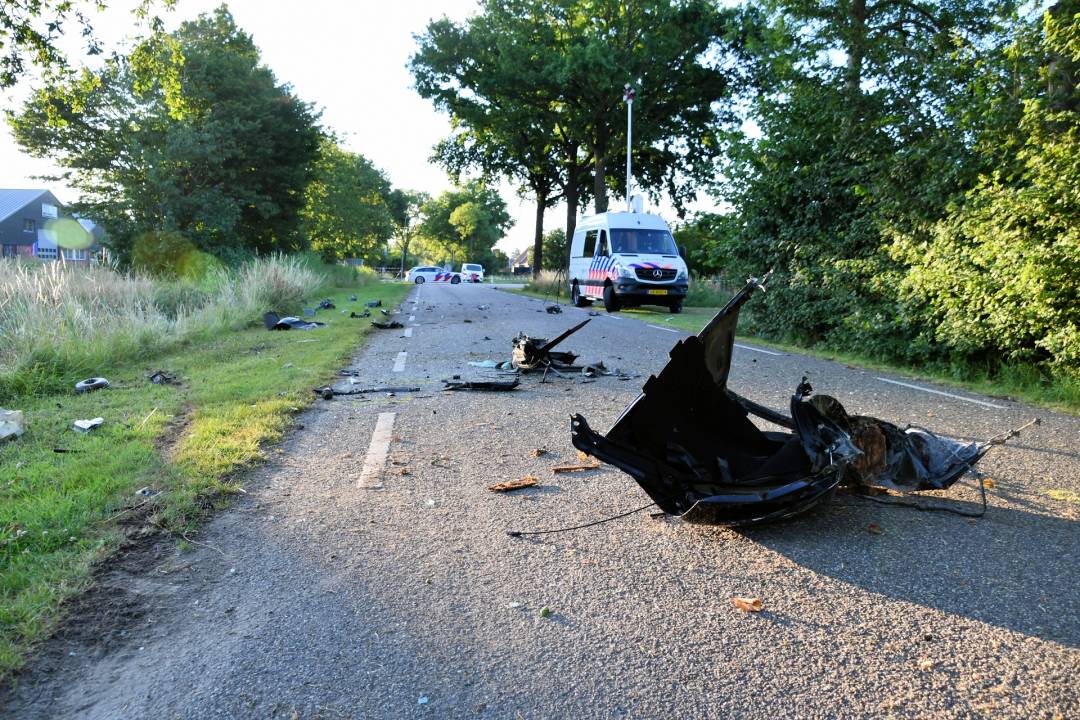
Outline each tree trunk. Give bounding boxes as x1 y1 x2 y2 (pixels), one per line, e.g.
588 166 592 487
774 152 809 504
564 179 579 267
532 191 546 278
845 0 867 97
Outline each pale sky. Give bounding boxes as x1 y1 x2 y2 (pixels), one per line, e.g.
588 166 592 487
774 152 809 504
0 0 719 258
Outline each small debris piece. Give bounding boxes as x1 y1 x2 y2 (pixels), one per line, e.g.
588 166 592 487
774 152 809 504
74 377 110 394
468 360 501 369
372 320 404 330
317 299 336 310
867 522 884 535
314 385 420 397
380 308 389 316
575 450 591 462
463 319 473 323
147 370 179 385
417 697 429 705
731 597 763 613
366 300 382 308
0 409 25 441
552 462 601 473
488 476 539 493
349 294 358 301
530 448 549 458
281 363 294 370
983 477 996 489
539 606 552 618
917 659 935 671
477 304 491 311
443 379 520 392
263 312 325 331
72 417 105 433
545 305 562 314
349 310 371 318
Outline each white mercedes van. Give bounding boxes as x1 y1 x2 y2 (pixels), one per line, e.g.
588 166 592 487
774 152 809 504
568 209 689 313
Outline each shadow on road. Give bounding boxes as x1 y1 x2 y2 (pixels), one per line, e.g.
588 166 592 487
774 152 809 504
733 486 1079 648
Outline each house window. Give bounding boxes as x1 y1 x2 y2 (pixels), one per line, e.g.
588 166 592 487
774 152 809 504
62 248 87 261
2 244 16 258
23 219 36 233
35 247 58 260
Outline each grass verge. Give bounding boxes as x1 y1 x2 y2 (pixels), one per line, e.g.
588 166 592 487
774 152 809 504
0 281 411 679
504 286 1079 414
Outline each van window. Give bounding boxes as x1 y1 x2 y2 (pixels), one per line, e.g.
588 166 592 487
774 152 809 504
610 229 679 255
582 230 598 258
597 230 609 257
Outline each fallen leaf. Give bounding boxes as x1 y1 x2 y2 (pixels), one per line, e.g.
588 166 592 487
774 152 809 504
539 606 551 618
731 597 763 612
983 477 996 489
398 467 411 476
576 450 590 462
867 522 884 535
530 448 548 458
488 476 539 493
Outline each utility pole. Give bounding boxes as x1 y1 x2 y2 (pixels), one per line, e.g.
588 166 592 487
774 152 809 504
624 83 635 212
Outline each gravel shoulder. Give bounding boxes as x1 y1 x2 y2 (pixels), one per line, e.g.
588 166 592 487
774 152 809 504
3 284 1077 719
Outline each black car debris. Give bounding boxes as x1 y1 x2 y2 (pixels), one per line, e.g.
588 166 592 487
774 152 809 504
571 274 1025 527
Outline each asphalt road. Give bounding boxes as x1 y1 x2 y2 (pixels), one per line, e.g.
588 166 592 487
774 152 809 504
4 282 1078 719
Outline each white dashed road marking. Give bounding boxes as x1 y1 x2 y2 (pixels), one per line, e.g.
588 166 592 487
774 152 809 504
409 315 415 322
874 377 1006 410
357 412 396 488
648 324 681 333
404 327 413 338
735 343 784 356
393 352 407 373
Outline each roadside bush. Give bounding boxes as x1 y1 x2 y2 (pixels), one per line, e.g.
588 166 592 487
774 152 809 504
0 254 323 402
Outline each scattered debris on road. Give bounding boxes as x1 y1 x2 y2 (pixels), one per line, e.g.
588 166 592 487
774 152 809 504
72 417 105 433
314 385 421 398
0 409 25 441
488 476 539 492
349 310 371 319
732 597 763 612
552 461 601 474
571 274 1031 527
545 305 562 314
371 320 404 330
317 298 336 310
263 312 325 331
511 319 589 372
366 300 382 308
75 377 110 394
443 379 520 392
530 448 549 457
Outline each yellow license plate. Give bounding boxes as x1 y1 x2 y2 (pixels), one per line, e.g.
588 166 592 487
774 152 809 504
647 289 668 296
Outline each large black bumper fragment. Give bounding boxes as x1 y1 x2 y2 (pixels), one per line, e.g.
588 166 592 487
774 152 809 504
570 274 994 527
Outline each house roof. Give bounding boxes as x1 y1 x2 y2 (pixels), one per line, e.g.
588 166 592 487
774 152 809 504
512 247 530 266
0 189 49 223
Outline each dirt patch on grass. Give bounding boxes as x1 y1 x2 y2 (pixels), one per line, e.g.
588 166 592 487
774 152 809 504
154 404 193 462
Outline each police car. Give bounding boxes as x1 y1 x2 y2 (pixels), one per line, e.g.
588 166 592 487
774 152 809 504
406 266 462 284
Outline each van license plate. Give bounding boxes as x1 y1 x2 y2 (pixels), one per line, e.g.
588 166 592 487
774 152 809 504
647 289 668 296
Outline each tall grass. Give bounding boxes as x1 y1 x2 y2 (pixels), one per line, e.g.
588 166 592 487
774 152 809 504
0 255 356 401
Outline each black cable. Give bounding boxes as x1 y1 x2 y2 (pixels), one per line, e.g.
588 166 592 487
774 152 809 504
506 501 657 537
860 474 988 518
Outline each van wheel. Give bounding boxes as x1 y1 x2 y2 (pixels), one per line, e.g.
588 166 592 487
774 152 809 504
603 285 620 313
571 282 589 308
451 275 461 284
414 276 425 284
669 300 683 314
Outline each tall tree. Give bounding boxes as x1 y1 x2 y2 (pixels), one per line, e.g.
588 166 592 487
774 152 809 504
387 189 429 277
302 138 396 264
417 183 512 268
8 5 321 265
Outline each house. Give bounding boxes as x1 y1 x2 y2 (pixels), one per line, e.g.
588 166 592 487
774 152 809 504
511 247 531 275
0 189 101 263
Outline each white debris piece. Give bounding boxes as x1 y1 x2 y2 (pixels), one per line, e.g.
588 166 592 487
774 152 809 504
0 409 25 441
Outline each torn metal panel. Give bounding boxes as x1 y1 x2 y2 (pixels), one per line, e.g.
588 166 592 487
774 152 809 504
511 319 590 371
571 274 1003 527
263 312 325 331
443 379 520 391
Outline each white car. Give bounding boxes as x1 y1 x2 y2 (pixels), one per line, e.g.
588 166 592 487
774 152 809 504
460 263 485 283
406 266 462 284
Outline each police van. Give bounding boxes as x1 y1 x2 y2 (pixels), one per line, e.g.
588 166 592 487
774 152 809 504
567 201 689 313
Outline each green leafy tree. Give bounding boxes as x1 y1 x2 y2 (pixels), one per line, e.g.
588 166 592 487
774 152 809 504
8 5 321 266
302 138 395 264
411 0 743 273
387 189 429 276
416 183 512 267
